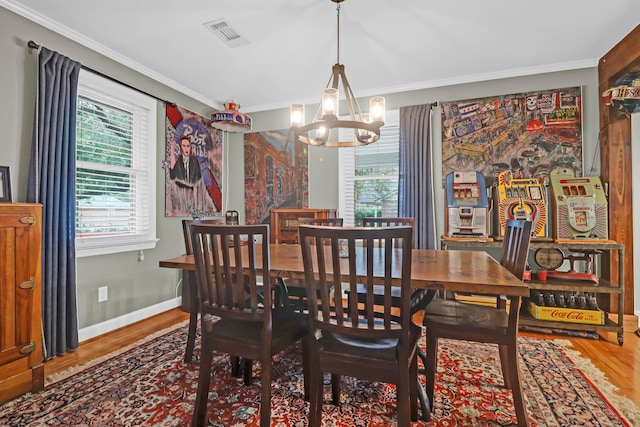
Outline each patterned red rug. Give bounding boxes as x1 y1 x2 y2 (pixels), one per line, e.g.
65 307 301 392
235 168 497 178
0 322 636 426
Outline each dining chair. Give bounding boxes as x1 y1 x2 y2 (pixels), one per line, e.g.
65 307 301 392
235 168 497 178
190 223 308 427
298 224 420 427
280 217 345 311
181 218 224 363
422 219 533 427
351 217 415 307
361 217 415 245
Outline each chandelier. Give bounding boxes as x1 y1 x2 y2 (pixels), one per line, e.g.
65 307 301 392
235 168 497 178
290 0 385 147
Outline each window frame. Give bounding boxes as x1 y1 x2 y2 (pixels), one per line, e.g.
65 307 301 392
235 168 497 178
75 70 158 257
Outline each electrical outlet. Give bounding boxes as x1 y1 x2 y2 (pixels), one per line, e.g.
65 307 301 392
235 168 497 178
98 286 108 302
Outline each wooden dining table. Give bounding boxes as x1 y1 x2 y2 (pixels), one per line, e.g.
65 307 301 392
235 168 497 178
159 243 529 298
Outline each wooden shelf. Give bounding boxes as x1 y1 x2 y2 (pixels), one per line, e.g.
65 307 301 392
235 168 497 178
441 236 625 345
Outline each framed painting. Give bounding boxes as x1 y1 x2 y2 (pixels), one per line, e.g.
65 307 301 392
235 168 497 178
441 86 583 186
164 104 223 217
244 129 308 224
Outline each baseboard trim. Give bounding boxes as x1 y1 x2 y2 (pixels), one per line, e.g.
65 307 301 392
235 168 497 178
78 297 182 342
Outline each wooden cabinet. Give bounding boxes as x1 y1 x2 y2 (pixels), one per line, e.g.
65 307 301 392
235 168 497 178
270 208 337 244
0 203 43 403
441 237 625 345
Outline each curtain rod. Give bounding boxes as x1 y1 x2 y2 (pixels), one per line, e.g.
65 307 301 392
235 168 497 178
28 40 175 106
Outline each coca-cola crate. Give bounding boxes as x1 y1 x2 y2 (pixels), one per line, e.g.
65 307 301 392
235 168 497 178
526 301 605 325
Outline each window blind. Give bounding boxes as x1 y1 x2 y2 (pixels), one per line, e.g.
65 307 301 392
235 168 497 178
75 70 157 257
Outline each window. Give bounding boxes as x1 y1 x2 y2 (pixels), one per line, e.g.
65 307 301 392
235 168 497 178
75 70 157 257
339 110 399 226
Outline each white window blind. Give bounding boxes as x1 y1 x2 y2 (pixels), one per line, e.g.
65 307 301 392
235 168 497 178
75 70 157 257
339 110 399 226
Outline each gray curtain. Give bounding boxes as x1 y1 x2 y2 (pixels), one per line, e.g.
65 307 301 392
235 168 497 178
27 47 80 359
398 104 436 249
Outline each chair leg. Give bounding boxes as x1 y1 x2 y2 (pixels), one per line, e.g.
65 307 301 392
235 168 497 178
415 346 431 421
331 374 341 405
184 283 199 363
499 344 511 388
260 356 272 427
396 359 411 427
308 358 323 427
231 356 242 377
243 359 253 386
505 342 529 427
191 340 214 427
409 354 419 422
302 337 310 401
425 333 438 410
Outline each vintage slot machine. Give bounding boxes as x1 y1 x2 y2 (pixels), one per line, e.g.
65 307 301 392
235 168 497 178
549 175 608 239
494 170 547 238
445 171 490 238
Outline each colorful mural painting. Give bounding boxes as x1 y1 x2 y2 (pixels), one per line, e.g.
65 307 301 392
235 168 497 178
441 87 583 186
165 104 223 217
244 129 308 225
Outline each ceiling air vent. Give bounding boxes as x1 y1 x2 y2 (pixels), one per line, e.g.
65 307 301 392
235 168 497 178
204 18 250 48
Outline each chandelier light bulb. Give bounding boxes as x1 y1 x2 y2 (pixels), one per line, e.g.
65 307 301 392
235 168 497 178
290 104 305 127
358 114 371 138
370 97 386 123
322 88 339 117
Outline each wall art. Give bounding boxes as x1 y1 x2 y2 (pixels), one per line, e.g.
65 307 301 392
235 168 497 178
244 129 308 224
164 104 223 217
441 87 583 186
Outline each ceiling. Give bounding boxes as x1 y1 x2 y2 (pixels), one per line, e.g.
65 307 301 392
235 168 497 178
3 0 640 113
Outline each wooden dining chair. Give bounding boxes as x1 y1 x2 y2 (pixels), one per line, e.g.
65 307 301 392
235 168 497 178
190 224 308 427
361 217 415 246
299 224 420 427
181 218 224 363
351 217 415 307
357 216 436 421
280 217 345 311
422 219 533 427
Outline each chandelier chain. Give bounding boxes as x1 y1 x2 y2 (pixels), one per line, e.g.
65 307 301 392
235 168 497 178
336 3 341 65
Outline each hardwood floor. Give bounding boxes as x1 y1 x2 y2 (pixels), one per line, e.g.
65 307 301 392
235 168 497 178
43 309 190 378
44 308 640 409
522 327 640 408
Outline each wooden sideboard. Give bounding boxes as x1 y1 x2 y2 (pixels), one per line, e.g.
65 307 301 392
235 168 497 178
0 203 44 403
270 208 337 244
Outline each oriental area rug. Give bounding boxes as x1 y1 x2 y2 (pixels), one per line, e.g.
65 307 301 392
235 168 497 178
1 322 637 427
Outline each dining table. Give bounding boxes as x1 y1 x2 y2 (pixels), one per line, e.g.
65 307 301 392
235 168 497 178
159 243 529 298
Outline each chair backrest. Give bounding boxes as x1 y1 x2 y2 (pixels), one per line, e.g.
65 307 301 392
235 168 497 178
182 218 225 255
501 219 533 280
500 219 533 332
299 224 414 339
362 217 414 248
190 223 272 322
297 218 344 246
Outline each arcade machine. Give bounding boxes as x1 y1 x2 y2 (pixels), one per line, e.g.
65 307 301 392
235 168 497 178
532 174 609 284
494 169 548 238
445 171 490 238
549 174 608 240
